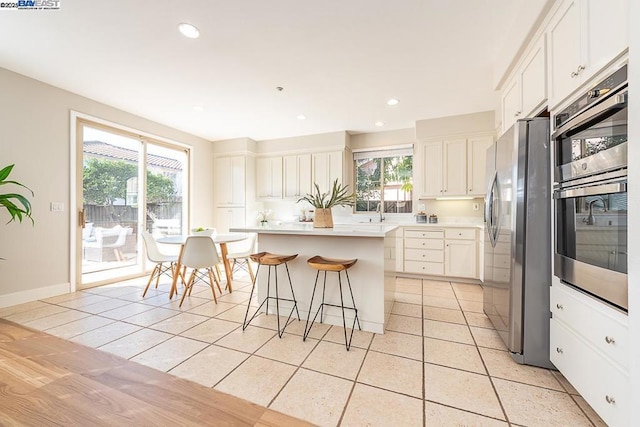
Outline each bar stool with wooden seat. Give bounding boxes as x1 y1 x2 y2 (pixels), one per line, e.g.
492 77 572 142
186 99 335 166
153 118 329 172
243 252 300 338
304 256 361 350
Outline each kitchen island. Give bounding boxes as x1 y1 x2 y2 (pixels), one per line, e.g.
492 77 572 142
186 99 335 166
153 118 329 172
230 223 399 334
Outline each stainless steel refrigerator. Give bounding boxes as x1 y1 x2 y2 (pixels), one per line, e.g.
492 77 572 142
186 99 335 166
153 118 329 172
483 118 553 368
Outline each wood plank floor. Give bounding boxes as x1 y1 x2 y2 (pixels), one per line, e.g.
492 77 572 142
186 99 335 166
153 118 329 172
0 318 313 426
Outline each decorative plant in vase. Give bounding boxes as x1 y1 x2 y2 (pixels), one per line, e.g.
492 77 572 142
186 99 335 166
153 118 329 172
0 164 34 225
257 209 272 226
297 179 355 228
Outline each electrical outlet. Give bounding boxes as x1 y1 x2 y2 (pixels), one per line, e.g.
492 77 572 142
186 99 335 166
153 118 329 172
472 202 479 211
50 202 64 212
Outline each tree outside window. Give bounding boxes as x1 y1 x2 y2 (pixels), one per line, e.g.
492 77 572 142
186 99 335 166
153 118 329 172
355 153 412 214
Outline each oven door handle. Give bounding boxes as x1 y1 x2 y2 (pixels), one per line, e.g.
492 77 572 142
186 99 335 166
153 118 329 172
554 182 627 199
552 91 627 139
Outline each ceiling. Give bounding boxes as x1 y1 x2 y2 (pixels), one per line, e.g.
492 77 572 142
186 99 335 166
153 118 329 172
0 0 548 141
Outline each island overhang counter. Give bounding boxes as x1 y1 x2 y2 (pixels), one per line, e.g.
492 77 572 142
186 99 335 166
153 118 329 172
230 223 399 334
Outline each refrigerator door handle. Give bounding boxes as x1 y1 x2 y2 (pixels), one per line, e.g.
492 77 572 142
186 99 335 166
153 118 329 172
486 171 499 247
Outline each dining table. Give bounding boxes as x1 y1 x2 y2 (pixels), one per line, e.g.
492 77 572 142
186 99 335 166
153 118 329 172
156 232 248 299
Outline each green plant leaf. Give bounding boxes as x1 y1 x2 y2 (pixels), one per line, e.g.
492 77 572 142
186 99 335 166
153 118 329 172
0 164 34 225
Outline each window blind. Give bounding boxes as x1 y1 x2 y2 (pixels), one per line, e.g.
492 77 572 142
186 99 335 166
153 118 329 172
352 144 413 160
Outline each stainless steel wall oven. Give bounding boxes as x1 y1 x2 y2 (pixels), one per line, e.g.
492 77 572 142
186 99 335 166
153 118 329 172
552 64 628 310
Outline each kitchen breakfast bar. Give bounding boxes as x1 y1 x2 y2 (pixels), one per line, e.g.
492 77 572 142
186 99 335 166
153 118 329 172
231 223 399 334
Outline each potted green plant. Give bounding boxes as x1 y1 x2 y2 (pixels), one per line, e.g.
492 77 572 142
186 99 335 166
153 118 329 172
297 179 355 228
0 164 34 225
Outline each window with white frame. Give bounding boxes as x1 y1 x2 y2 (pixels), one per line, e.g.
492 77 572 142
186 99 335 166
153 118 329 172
353 146 413 214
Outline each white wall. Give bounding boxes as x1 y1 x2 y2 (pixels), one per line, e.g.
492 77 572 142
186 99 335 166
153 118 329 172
350 128 415 150
0 67 213 305
415 111 495 140
253 131 349 154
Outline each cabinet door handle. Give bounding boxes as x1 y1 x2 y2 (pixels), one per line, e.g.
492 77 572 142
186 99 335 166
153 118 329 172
556 303 563 310
605 336 616 344
577 64 585 74
514 111 521 117
605 395 616 404
570 71 578 78
556 347 563 354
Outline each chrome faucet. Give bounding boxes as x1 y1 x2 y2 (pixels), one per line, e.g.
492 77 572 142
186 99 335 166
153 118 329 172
376 203 385 222
586 197 608 225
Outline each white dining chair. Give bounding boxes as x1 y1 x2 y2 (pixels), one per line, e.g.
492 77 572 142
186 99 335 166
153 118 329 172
141 231 182 297
179 235 223 307
226 233 257 282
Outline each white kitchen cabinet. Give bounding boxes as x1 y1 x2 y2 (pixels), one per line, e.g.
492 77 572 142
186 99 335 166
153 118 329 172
421 142 443 197
283 154 312 199
216 207 246 233
444 228 478 278
403 229 445 275
547 0 628 108
501 36 547 133
466 136 493 196
214 155 245 206
420 140 467 197
312 151 343 194
520 37 547 118
256 156 283 199
550 281 629 426
401 227 479 279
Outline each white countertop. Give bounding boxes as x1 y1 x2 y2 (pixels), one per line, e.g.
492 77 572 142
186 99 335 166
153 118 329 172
231 223 399 237
400 222 485 229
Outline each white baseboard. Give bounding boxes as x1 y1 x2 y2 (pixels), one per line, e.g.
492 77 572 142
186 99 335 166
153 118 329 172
0 282 71 309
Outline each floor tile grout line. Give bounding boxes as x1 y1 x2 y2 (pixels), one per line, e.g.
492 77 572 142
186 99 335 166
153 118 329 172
335 325 374 427
566 393 599 427
263 324 327 410
454 282 512 425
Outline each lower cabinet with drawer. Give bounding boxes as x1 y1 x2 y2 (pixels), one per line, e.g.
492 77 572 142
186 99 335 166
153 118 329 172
550 281 629 426
402 227 478 279
403 229 445 275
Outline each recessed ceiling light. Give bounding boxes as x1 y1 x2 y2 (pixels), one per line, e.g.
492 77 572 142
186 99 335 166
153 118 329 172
178 23 200 39
386 98 399 106
296 114 307 120
375 121 384 127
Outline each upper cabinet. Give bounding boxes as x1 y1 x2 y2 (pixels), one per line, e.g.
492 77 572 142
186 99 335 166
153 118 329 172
256 156 283 199
420 139 467 197
547 0 628 108
501 36 547 134
467 136 493 196
214 155 245 206
312 151 343 194
283 154 312 199
418 135 493 199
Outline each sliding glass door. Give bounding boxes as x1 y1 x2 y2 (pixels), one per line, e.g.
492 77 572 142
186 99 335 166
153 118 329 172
78 121 188 287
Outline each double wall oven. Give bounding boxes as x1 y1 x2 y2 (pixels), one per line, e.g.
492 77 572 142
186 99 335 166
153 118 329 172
553 64 628 311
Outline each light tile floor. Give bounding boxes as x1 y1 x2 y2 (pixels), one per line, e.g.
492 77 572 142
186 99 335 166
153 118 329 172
0 275 607 427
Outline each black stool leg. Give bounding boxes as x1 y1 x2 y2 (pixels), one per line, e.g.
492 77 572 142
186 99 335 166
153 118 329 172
274 265 282 337
243 263 262 330
285 263 301 321
304 270 321 341
345 270 361 331
337 271 351 350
